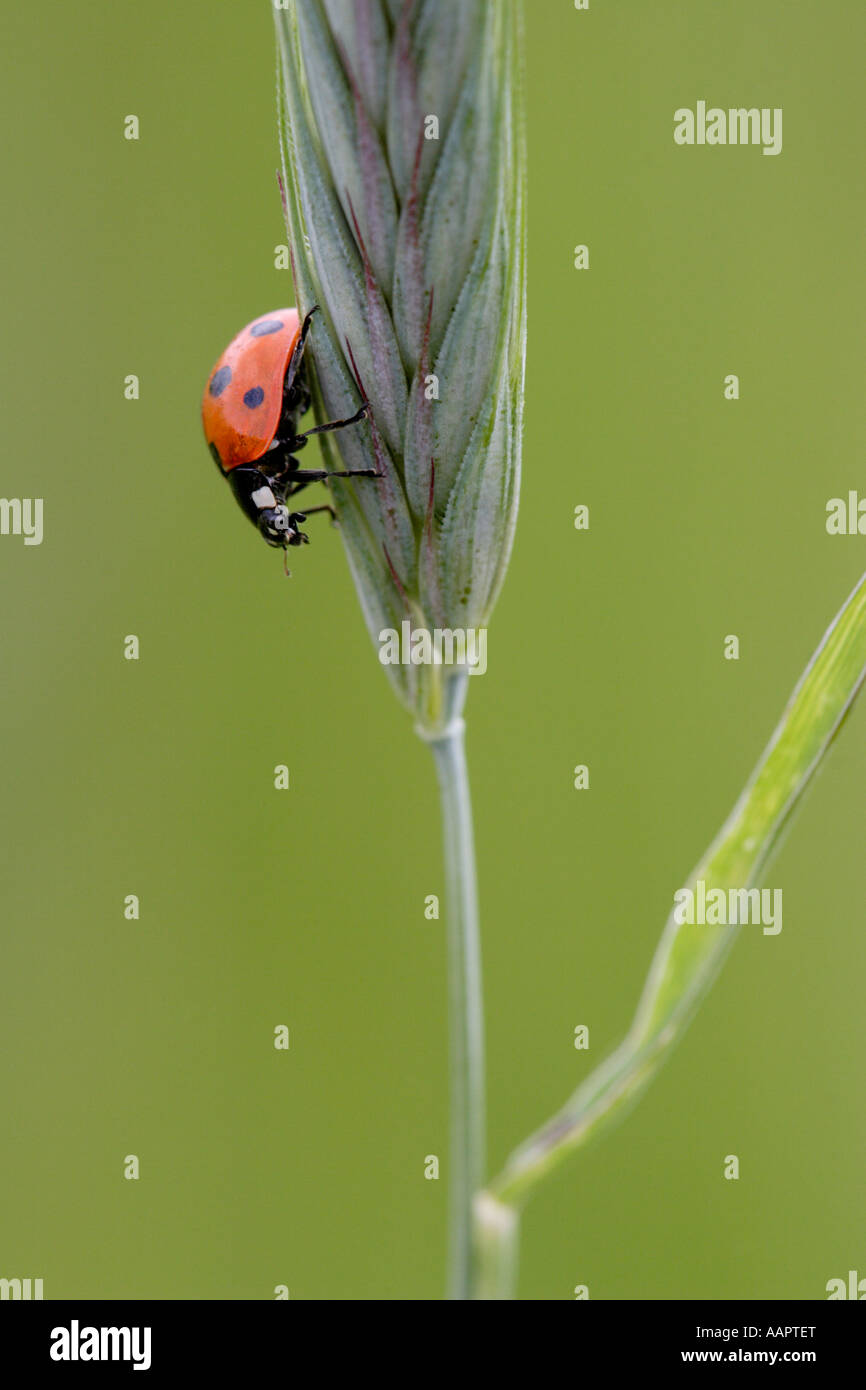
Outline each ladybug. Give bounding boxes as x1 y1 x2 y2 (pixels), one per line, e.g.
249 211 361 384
201 305 377 560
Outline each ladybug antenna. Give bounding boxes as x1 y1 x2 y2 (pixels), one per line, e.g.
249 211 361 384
283 547 292 579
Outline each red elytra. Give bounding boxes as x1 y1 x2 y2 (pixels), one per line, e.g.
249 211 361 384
201 308 302 470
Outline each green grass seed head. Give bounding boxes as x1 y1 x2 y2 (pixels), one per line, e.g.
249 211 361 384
276 0 526 730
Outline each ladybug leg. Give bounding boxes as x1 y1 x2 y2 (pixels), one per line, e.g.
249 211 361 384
279 465 381 485
283 503 337 550
283 305 318 395
291 504 338 525
296 400 370 442
283 474 370 498
279 307 319 423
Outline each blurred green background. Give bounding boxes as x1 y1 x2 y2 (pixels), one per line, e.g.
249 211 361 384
2 1 864 1300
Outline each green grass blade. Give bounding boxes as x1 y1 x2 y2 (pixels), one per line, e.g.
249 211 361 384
490 569 866 1207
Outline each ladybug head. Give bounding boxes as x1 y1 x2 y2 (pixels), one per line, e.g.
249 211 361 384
258 503 295 548
257 504 309 550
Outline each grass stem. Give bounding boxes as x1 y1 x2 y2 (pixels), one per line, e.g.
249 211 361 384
425 675 485 1299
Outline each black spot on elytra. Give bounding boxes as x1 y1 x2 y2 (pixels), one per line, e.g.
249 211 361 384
243 387 265 409
209 365 232 397
250 319 283 337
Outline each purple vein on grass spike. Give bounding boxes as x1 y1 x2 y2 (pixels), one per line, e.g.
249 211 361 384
382 542 410 610
392 130 428 371
276 168 289 223
420 461 447 631
282 76 372 388
321 0 389 134
431 234 509 508
334 30 397 305
345 338 415 589
349 0 387 134
297 0 396 298
404 288 436 520
382 539 423 714
386 0 420 203
345 193 408 458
